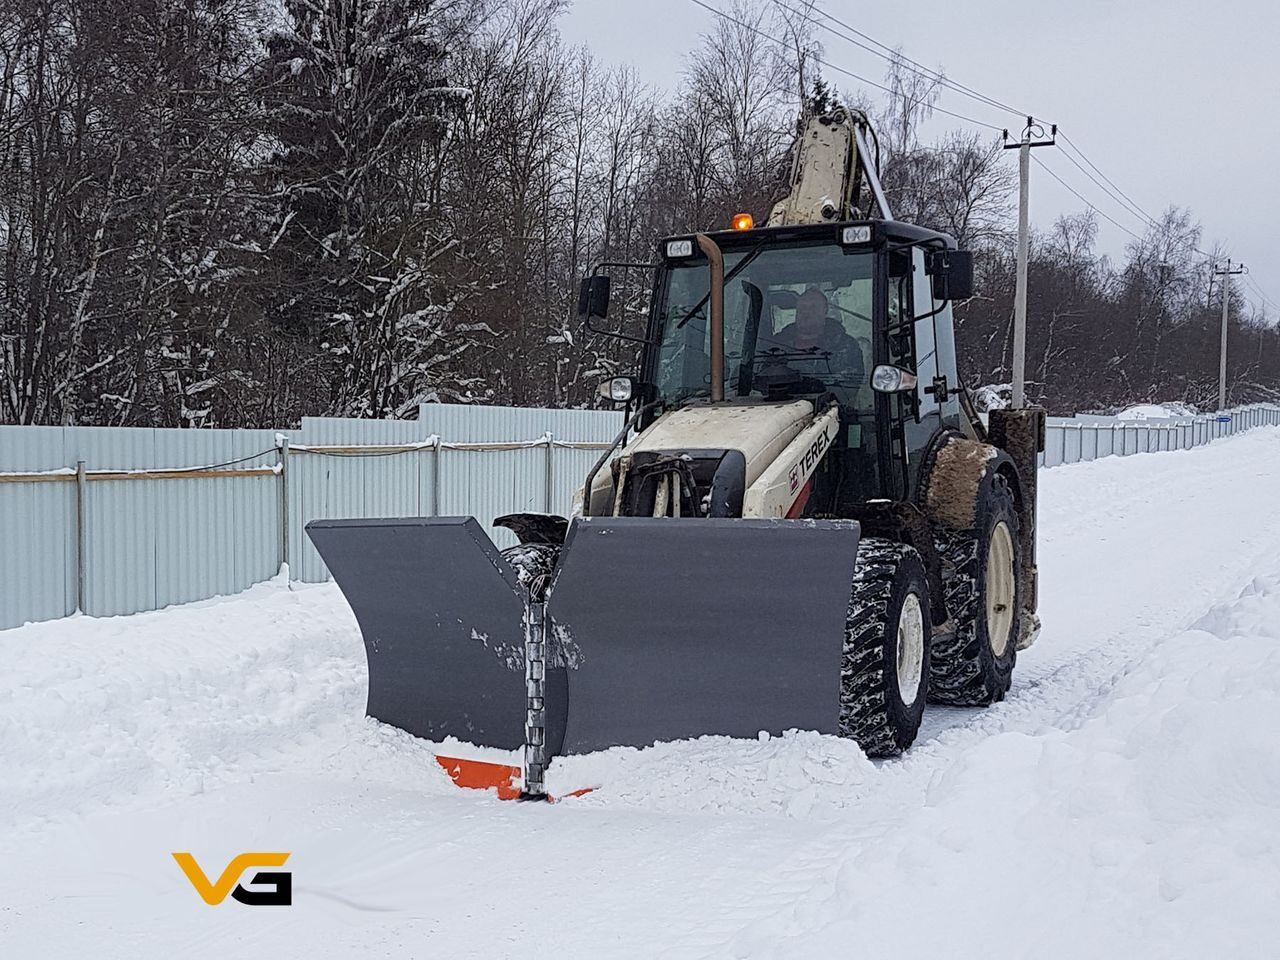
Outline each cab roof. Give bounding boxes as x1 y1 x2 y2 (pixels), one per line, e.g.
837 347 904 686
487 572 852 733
664 218 960 252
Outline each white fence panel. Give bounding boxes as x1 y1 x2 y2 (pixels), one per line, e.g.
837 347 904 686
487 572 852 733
0 427 76 626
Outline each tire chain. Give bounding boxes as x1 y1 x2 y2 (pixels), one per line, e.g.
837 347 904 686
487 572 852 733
840 537 917 758
928 476 1018 705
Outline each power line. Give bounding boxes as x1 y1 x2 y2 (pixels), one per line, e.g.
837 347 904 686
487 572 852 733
691 0 1268 310
1036 155 1247 289
759 0 1215 264
1039 138 1222 267
769 0 1029 122
803 3 1277 323
780 0 1213 263
1057 131 1215 261
1057 131 1161 227
1245 275 1280 314
686 0 1006 132
696 0 1187 254
1054 141 1157 230
1031 155 1146 243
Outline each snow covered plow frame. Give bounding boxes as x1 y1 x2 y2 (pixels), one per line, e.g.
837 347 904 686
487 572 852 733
307 515 861 798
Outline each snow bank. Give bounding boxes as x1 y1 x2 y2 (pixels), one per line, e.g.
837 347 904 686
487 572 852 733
1116 401 1199 420
547 729 878 818
0 581 456 834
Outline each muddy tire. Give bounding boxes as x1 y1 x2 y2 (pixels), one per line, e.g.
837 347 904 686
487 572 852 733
840 538 931 757
500 542 559 601
929 473 1021 705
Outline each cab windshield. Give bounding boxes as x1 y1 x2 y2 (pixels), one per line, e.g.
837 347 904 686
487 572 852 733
653 242 875 409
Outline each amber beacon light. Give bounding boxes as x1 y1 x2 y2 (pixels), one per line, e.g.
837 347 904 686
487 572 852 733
731 212 754 231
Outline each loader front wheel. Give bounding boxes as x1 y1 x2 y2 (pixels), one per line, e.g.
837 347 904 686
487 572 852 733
840 539 931 757
500 543 560 601
929 473 1021 705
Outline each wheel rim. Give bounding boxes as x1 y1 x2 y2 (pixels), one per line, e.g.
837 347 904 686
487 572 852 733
896 592 925 706
986 521 1016 656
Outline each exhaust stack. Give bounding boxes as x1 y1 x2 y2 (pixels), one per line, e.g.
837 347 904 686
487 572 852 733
695 232 725 402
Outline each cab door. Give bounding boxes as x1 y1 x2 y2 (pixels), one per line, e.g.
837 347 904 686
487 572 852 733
884 248 946 492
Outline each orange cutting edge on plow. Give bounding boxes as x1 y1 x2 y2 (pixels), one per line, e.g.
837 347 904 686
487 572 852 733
434 755 594 803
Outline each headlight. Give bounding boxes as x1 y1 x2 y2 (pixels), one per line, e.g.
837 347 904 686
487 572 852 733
841 225 872 245
597 377 634 402
665 239 694 258
871 364 918 393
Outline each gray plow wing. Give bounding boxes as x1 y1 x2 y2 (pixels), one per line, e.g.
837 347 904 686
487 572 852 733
548 517 861 754
306 517 540 750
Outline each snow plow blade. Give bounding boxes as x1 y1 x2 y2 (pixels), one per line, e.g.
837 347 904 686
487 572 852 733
306 517 554 751
547 517 861 754
309 515 859 786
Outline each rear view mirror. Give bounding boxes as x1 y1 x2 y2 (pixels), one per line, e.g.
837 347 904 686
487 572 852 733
578 275 611 321
929 249 974 302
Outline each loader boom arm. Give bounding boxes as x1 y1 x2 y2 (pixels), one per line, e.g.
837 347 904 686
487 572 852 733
767 107 891 226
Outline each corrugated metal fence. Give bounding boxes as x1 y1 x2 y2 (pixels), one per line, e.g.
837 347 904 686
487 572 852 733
0 404 619 628
1039 405 1280 466
2 402 1278 629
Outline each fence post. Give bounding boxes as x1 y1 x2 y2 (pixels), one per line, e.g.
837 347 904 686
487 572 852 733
432 436 443 516
74 459 87 615
544 431 555 513
277 435 290 579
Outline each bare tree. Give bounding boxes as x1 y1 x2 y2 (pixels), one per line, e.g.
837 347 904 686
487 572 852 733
685 0 795 219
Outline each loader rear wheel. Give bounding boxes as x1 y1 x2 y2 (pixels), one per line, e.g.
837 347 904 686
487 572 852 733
929 473 1021 706
840 538 931 757
500 542 559 601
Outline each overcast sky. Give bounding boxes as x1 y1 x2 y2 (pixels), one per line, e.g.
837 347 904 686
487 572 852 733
560 0 1279 316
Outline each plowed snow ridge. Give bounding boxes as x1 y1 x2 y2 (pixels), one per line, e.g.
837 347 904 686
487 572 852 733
2 429 1280 958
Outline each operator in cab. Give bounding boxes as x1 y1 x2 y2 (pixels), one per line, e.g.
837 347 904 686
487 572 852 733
772 287 866 387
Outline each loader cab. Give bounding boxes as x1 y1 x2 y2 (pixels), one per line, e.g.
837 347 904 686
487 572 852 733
625 220 970 503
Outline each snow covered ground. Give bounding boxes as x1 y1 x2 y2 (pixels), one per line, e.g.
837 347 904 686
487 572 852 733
4 430 1280 958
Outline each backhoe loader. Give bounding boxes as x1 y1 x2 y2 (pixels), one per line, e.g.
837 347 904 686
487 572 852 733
307 107 1045 798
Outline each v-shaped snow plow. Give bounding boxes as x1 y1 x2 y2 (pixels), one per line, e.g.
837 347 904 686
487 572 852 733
307 516 861 797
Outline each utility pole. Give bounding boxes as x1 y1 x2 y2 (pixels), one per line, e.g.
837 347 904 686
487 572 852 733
1212 259 1246 410
1003 118 1056 409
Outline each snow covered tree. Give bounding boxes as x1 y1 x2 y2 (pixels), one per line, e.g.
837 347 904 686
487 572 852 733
260 0 483 417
